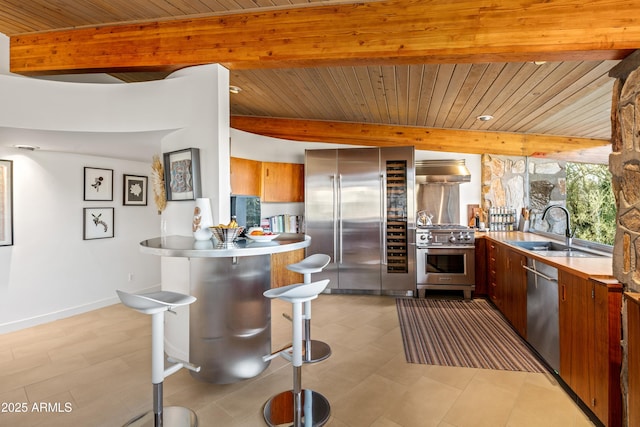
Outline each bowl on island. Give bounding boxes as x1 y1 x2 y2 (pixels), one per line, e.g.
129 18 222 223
245 233 279 242
209 226 243 244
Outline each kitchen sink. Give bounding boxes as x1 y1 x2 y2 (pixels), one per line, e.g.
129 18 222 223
506 240 558 251
505 240 607 258
530 249 604 258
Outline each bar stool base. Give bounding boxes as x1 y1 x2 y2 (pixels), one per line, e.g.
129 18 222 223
304 340 332 364
263 389 330 427
123 406 198 427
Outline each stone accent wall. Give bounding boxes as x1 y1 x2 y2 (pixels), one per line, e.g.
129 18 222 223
610 65 640 427
481 154 566 230
481 154 526 214
611 70 640 293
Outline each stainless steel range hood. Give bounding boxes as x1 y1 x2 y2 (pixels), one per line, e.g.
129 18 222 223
415 159 471 183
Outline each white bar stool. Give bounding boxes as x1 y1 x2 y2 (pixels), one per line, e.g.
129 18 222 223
286 254 331 363
262 279 331 427
117 290 201 427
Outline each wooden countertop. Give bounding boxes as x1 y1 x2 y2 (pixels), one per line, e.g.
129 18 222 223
625 292 640 305
478 231 613 279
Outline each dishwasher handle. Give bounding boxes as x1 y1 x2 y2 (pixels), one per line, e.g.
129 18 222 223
522 264 558 282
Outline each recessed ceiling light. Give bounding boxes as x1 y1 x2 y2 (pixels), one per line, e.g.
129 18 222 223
12 144 39 151
476 115 494 122
229 85 242 94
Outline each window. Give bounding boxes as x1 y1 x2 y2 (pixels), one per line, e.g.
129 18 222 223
565 162 615 246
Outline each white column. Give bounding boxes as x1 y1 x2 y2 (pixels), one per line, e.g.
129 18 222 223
160 64 231 360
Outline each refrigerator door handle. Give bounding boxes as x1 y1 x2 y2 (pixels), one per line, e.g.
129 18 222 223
380 172 387 265
337 174 343 264
331 174 338 264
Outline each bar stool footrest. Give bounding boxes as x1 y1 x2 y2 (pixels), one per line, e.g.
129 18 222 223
304 340 332 364
122 406 198 427
263 389 330 427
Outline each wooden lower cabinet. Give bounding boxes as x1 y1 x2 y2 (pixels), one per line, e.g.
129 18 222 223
486 239 622 426
487 241 526 337
627 293 640 427
487 241 502 308
474 238 487 296
503 248 527 338
558 273 622 427
270 249 305 288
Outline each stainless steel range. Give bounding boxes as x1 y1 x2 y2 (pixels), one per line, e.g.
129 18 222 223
416 224 475 299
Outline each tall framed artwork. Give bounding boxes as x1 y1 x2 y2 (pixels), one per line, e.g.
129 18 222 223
83 207 114 240
84 167 113 201
123 174 148 206
163 148 201 201
0 159 13 246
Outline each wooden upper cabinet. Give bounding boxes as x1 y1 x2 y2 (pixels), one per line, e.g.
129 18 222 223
262 162 304 202
230 157 305 202
230 157 262 196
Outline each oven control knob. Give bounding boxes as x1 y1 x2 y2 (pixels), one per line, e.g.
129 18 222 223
464 233 471 240
448 233 456 243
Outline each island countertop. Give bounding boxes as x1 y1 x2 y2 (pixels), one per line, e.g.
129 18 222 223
140 233 310 258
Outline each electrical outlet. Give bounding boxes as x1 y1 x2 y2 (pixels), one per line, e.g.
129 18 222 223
128 273 134 282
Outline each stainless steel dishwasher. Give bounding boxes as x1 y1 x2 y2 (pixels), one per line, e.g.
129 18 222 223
523 258 560 373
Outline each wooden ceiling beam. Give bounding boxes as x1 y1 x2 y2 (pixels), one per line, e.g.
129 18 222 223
10 0 639 75
230 116 610 159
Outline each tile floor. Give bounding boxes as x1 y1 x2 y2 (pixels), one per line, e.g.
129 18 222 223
0 294 594 426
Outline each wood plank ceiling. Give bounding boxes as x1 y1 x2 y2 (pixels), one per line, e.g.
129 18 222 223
0 0 632 163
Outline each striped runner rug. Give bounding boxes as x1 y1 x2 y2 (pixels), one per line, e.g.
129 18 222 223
396 298 548 373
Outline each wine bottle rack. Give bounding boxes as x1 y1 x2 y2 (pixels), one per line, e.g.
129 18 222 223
386 160 408 273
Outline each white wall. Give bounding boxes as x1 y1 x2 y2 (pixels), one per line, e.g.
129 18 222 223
0 148 160 331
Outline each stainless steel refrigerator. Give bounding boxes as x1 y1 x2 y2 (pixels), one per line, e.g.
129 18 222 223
304 147 415 294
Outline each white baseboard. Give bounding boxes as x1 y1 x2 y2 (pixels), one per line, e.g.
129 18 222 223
0 284 161 334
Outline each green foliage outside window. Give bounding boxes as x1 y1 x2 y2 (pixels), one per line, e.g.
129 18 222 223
565 162 616 246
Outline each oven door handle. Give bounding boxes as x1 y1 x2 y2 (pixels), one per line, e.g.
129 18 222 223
423 246 475 251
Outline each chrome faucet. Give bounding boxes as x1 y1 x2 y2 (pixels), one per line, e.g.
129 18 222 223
542 204 574 247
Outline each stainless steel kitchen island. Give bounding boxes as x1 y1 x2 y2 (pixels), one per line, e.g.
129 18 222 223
139 234 310 384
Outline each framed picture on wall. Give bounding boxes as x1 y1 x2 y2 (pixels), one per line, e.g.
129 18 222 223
123 174 148 206
84 167 113 201
163 148 201 201
0 159 13 246
83 207 114 240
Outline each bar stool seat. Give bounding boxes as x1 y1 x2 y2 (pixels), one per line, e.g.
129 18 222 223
286 254 331 278
117 290 196 314
117 290 200 427
263 280 331 427
286 254 331 363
